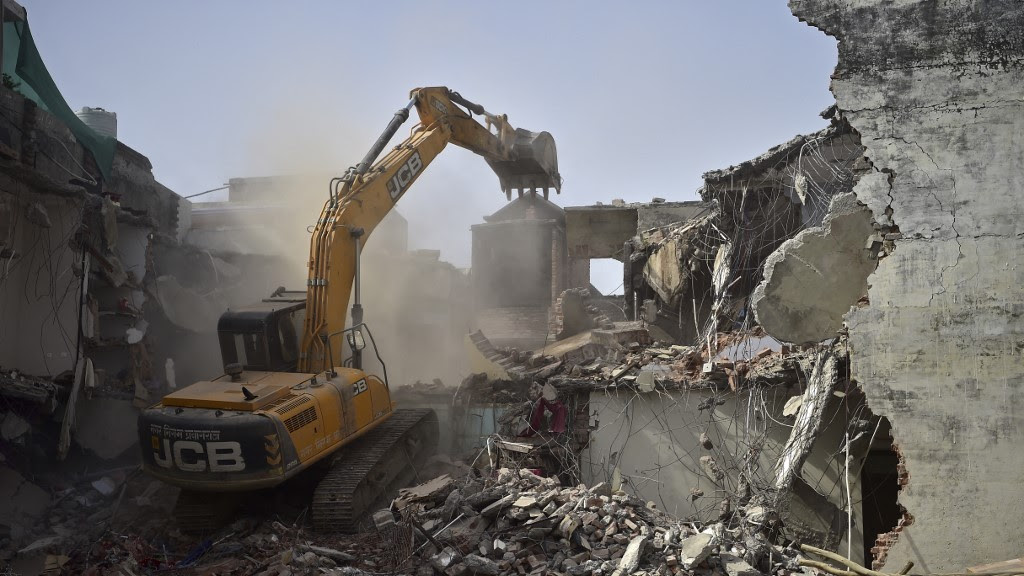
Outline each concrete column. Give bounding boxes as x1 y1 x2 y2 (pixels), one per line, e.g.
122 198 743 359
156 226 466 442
622 241 634 320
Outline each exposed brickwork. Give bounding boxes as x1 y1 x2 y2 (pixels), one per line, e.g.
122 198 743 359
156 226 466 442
870 441 913 570
548 287 617 340
567 257 590 291
476 307 551 351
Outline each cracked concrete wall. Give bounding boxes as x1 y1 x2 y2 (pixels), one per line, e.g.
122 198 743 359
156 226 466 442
790 0 1024 569
753 192 876 344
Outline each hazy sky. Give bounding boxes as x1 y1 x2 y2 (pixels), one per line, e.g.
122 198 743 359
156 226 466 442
24 1 837 293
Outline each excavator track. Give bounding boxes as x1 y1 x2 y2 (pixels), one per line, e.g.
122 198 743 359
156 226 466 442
312 408 438 532
173 490 245 535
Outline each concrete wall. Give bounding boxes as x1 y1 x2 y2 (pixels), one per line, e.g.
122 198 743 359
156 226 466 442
636 202 711 233
564 202 710 262
790 0 1024 569
565 206 637 261
583 386 867 564
472 220 554 309
0 197 81 376
476 307 550 351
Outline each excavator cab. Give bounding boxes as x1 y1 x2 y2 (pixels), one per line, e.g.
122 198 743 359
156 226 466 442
217 292 306 373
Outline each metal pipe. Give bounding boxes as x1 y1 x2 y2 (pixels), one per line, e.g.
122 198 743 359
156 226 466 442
354 98 416 175
350 228 364 370
622 241 634 320
447 90 485 116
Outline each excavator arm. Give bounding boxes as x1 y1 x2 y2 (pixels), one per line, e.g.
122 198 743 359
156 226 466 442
299 87 560 373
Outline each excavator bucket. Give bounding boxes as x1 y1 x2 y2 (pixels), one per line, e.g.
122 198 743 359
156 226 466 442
487 129 561 200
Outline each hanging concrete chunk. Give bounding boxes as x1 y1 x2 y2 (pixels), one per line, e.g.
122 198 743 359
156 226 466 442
752 192 876 344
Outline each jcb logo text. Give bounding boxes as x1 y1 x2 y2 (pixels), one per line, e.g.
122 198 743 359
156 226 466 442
386 152 423 201
152 438 246 472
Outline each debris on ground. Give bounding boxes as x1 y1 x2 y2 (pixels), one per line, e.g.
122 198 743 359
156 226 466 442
0 456 809 576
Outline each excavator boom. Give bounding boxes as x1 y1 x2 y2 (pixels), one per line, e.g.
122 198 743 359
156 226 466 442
413 87 561 198
300 86 560 373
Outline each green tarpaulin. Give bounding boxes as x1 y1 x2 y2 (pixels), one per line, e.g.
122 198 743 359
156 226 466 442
3 18 115 180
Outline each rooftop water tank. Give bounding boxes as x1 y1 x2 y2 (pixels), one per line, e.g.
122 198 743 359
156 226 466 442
76 107 117 138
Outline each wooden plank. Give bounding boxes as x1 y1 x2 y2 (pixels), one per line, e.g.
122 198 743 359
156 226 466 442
967 558 1024 574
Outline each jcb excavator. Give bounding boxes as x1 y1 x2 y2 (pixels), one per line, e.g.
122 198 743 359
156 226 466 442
138 87 560 532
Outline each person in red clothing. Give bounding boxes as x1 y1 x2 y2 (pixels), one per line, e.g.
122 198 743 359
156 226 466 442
522 381 566 436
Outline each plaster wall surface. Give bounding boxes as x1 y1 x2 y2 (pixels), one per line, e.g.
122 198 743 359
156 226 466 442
583 388 864 563
790 0 1024 568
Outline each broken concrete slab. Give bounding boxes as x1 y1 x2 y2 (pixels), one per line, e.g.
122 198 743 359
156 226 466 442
611 535 647 576
680 533 717 569
752 192 875 344
0 412 30 442
372 509 396 531
0 466 51 529
720 553 761 576
17 535 63 555
447 515 491 543
591 322 652 348
431 547 461 572
73 397 138 460
0 371 59 412
91 477 118 497
636 364 670 392
462 554 501 575
480 494 514 518
394 473 454 510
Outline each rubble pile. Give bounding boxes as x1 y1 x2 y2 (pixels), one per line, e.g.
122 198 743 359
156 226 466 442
0 466 182 575
0 460 808 576
386 467 803 576
468 328 817 396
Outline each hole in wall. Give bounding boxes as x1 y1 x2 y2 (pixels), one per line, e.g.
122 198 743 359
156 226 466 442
857 415 911 569
589 258 622 295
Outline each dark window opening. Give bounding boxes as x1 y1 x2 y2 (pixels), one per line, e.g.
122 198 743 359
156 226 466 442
860 417 901 565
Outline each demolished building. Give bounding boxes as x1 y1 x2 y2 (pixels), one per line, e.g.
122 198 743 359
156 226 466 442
0 0 199 552
3 1 1023 574
786 0 1024 570
461 2 1024 570
464 112 885 566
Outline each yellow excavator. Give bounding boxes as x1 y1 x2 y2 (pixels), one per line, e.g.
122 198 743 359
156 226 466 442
138 87 560 531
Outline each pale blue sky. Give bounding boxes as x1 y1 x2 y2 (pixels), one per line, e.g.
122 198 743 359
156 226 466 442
24 1 836 293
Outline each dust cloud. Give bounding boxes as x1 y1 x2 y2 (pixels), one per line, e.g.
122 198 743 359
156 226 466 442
178 86 490 388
